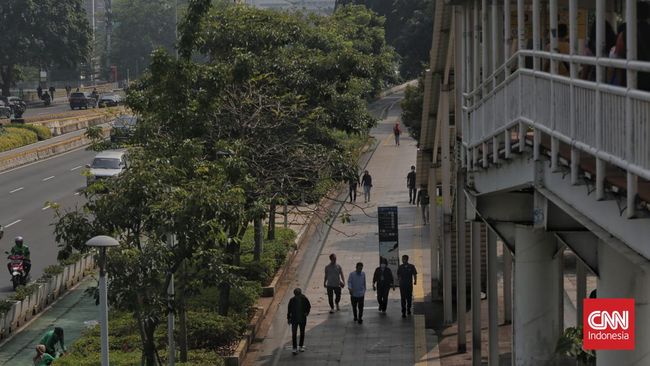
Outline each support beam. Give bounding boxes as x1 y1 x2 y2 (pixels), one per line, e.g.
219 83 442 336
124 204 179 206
503 245 512 324
513 225 561 365
487 230 499 365
550 137 559 172
576 260 587 327
570 148 580 185
627 172 637 219
471 221 482 365
456 178 467 351
596 158 605 200
429 166 440 299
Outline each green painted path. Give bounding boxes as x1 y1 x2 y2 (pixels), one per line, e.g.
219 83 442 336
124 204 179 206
0 278 97 365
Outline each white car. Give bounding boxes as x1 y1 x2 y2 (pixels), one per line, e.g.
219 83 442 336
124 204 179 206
86 150 128 186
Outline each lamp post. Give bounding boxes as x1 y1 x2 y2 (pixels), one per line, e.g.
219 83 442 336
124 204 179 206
86 235 119 366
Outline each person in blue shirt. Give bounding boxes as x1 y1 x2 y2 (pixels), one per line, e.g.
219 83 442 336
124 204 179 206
347 262 366 324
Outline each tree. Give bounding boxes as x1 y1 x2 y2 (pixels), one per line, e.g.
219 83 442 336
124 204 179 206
400 74 424 143
0 0 91 95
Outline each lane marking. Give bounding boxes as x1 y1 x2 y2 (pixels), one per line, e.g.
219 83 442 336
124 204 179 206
74 192 81 196
42 176 55 181
42 205 51 211
9 187 24 193
70 165 82 171
0 145 89 176
5 219 22 228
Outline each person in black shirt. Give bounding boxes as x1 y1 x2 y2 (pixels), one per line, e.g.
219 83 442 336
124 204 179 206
397 255 417 317
347 174 359 203
287 288 311 355
406 166 417 204
361 170 372 203
416 185 430 224
372 258 394 313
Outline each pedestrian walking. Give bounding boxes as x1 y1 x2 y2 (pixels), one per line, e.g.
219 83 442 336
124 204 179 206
347 262 366 324
407 165 417 204
348 173 359 203
372 258 394 313
37 85 43 99
324 253 345 313
393 122 402 146
397 255 417 317
361 170 372 203
416 185 430 224
65 85 71 98
48 86 56 100
287 288 311 355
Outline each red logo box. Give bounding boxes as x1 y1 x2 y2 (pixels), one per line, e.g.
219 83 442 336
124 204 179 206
583 298 635 350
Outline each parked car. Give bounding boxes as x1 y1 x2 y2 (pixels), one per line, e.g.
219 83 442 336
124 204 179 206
110 115 137 143
0 100 11 119
86 149 128 186
0 96 26 118
69 92 98 110
98 93 122 108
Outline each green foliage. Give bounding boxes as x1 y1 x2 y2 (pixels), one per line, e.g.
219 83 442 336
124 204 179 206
183 310 247 353
9 124 52 140
0 0 91 95
0 300 14 315
240 227 296 285
556 326 596 365
400 77 424 143
9 283 40 301
42 264 65 279
0 127 38 152
60 252 84 266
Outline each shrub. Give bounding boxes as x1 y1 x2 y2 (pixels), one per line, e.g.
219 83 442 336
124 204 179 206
10 283 40 301
9 123 52 140
42 264 65 279
60 252 84 266
0 300 14 315
184 310 247 354
0 127 38 152
240 226 296 285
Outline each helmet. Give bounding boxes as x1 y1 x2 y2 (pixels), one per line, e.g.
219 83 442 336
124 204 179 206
15 236 23 246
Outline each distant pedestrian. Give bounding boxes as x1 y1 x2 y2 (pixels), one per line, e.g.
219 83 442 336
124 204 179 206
393 122 402 146
348 173 359 203
407 165 417 204
37 85 43 99
397 255 417 318
49 86 56 99
372 258 394 313
324 253 345 313
416 185 430 224
348 262 367 324
361 170 372 203
65 85 71 98
287 288 311 355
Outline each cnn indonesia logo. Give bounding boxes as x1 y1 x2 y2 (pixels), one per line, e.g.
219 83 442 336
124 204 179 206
583 298 635 350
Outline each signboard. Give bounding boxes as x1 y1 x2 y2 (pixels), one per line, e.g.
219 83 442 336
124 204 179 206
378 206 399 276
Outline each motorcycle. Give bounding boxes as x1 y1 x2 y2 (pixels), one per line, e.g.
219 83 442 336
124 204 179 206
42 93 52 106
5 253 29 290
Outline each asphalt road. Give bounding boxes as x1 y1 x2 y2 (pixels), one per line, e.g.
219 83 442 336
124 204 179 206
0 148 96 297
22 99 74 118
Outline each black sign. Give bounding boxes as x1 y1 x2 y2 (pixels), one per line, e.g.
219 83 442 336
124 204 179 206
377 206 398 242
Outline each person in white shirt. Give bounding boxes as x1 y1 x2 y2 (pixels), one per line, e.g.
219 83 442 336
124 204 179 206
347 262 367 324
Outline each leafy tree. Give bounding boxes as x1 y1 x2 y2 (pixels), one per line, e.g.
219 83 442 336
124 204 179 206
0 0 91 95
400 74 424 143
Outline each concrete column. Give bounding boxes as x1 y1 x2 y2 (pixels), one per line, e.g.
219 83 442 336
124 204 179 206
503 243 512 324
597 241 650 365
576 260 587 327
457 172 467 351
487 230 499 365
513 225 561 365
471 221 482 365
429 166 440 300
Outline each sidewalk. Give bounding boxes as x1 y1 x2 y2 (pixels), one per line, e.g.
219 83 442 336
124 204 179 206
0 277 97 365
249 93 439 366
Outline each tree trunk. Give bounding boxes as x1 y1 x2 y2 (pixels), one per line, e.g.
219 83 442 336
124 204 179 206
0 65 12 97
143 320 157 366
268 201 276 240
218 237 241 315
178 262 188 362
254 218 263 262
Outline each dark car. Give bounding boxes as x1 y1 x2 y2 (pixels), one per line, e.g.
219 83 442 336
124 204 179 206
110 115 137 142
0 96 26 118
98 93 122 108
0 100 11 119
69 92 98 110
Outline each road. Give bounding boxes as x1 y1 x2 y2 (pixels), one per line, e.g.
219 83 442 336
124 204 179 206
22 99 72 118
0 148 96 297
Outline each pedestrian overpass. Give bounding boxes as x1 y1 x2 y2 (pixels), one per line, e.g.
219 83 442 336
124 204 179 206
418 0 650 365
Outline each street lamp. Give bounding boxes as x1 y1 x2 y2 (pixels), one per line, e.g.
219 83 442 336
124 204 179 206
86 235 119 366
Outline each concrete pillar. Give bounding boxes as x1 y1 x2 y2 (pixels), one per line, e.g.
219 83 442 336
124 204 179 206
503 243 512 324
576 260 587 327
597 241 650 365
471 221 482 365
456 172 467 351
513 225 561 365
487 230 499 365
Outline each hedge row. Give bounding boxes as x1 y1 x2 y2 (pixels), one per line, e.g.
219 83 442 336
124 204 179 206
0 127 38 152
9 123 52 140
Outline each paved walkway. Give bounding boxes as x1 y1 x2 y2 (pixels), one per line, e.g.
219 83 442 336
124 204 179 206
250 93 439 366
0 278 97 365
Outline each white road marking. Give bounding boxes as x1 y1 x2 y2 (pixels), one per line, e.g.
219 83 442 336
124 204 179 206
9 187 24 193
5 220 22 228
70 165 82 171
42 205 51 211
74 192 81 196
42 176 55 181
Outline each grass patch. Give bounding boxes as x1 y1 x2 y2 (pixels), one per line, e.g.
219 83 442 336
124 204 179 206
9 123 52 140
0 126 38 152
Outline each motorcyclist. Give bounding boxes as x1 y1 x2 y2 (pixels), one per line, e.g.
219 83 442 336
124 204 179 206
40 327 66 356
8 236 31 276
